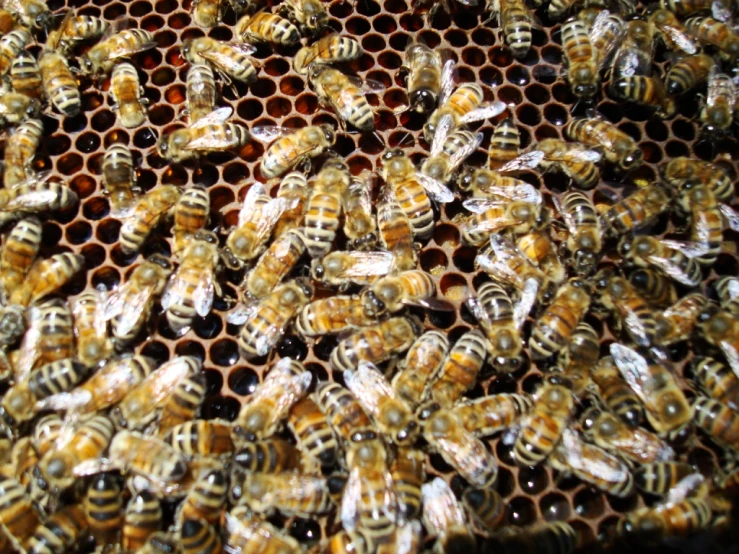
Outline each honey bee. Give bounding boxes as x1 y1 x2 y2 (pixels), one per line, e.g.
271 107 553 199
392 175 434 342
664 158 732 200
294 34 362 76
485 118 521 169
392 331 449 409
33 414 63 456
282 402 336 472
401 41 450 114
634 461 697 495
715 276 739 314
391 446 424 522
296 294 370 338
49 12 109 53
685 16 739 60
661 0 733 18
460 200 543 246
693 397 739 450
649 12 698 56
191 0 224 27
590 355 645 427
85 473 123 545
628 269 676 308
459 166 543 203
110 62 147 129
611 343 693 436
273 172 308 239
102 143 139 216
421 477 476 553
278 0 329 36
315 381 376 444
312 250 395 288
107 431 189 492
453 393 534 437
3 118 43 187
463 487 505 533
584 10 626 71
235 357 311 439
420 124 482 198
489 0 533 58
232 278 313 359
10 51 43 101
233 438 302 474
0 92 40 128
181 519 221 554
596 270 657 347
654 293 709 346
601 185 672 237
426 329 488 407
177 469 226 526
38 414 115 491
423 84 506 143
581 406 674 464
0 217 41 300
118 185 180 254
9 252 83 309
157 112 250 163
555 191 603 275
25 504 88 554
678 184 724 266
513 378 574 466
0 0 51 29
550 428 635 497
35 355 156 414
231 472 332 516
610 16 654 81
78 28 156 75
0 28 30 76
363 269 445 318
566 116 642 171
611 75 676 117
345 362 418 444
235 11 300 45
377 187 417 271
0 178 79 227
0 305 24 348
303 158 351 257
692 356 739 410
182 37 259 84
103 255 174 345
157 373 207 437
245 229 306 300
122 491 162 551
561 19 599 99
172 185 210 257
165 419 236 459
518 231 566 288
343 175 377 250
255 124 336 179
0 476 42 549
186 64 219 124
73 289 113 368
700 68 735 135
619 235 703 287
466 280 535 373
224 506 303 553
309 66 379 132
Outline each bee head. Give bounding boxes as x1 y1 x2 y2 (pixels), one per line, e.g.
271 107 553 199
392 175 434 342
361 290 386 318
457 166 476 191
320 124 337 145
422 122 436 143
619 146 643 171
573 82 597 98
149 253 174 272
26 99 41 118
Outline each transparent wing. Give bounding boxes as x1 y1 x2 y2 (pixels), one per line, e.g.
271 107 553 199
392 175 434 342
720 340 739 379
344 361 396 417
557 429 632 486
5 188 64 212
481 184 542 204
448 132 484 171
430 114 454 157
465 296 491 327
720 203 739 231
610 343 651 405
160 272 187 312
646 254 702 286
712 0 733 22
185 124 248 150
192 269 216 317
434 427 498 487
333 251 396 278
421 477 467 534
201 43 257 72
345 75 386 93
226 302 256 325
498 151 546 172
659 239 709 259
340 467 362 532
623 306 653 347
250 126 287 142
463 197 502 214
239 183 270 227
562 144 603 163
415 172 455 203
407 297 456 312
439 59 456 106
553 195 577 235
660 24 698 54
666 473 706 504
514 278 538 329
103 283 155 338
35 389 93 412
459 101 507 124
137 356 198 404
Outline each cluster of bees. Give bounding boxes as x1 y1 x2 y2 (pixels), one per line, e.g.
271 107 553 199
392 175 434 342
0 0 734 550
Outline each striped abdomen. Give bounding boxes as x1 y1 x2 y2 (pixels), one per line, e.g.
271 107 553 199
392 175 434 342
39 51 80 117
179 470 227 526
85 474 122 541
501 0 532 58
287 396 338 467
158 373 207 436
304 191 341 257
165 420 235 458
122 491 162 552
392 178 433 240
428 329 488 407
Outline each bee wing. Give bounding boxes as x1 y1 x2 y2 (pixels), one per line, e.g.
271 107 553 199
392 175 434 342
344 361 395 416
720 341 739 379
466 212 516 235
144 356 199 402
565 145 603 163
465 296 491 327
665 473 706 504
103 283 154 337
514 278 538 329
345 75 387 94
646 252 703 286
552 195 577 235
185 124 248 151
589 11 625 63
440 58 457 106
430 114 454 157
557 429 632 486
720 203 739 231
463 197 501 214
448 132 483 171
226 302 256 325
337 251 396 278
481 184 543 204
610 343 651 405
433 427 498 487
456 0 479 6
421 477 467 531
200 42 257 69
659 24 698 54
250 125 287 143
415 172 455 203
238 183 269 226
406 297 456 312
192 269 216 317
4 185 63 212
459 101 507 125
712 0 733 22
623 306 653 347
498 150 546 172
160 273 187 312
190 106 234 127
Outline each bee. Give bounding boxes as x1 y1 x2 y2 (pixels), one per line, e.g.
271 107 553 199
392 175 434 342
561 19 599 99
294 33 362 75
7 252 82 308
103 255 174 345
490 522 579 554
102 143 139 216
391 446 424 521
245 229 306 300
315 381 376 443
0 28 30 76
273 172 308 239
181 520 221 554
392 331 449 409
377 187 417 271
453 393 534 437
460 200 543 246
629 268 677 308
0 92 40 128
110 62 147 129
581 406 674 464
421 477 476 553
345 362 418 444
185 64 219 126
303 158 351 257
423 84 506 143
610 16 654 81
555 191 603 276
231 472 332 516
362 269 443 318
73 289 113 368
236 11 300 45
256 124 336 179
596 271 657 347
3 118 43 188
38 414 115 491
158 373 207 437
585 10 626 71
343 175 376 250
648 9 698 55
0 476 42 549
224 506 303 553
85 474 123 545
463 487 505 532
15 299 76 378
685 16 739 60
401 41 449 114
164 419 236 458
182 37 259 84
700 68 735 134
172 185 210 257
224 184 283 267
692 356 739 410
78 28 156 75
488 117 521 168
550 428 634 497
0 217 41 299
530 278 591 361
296 294 371 338
308 66 378 132
122 491 162 552
177 469 226 526
565 116 642 171
661 0 733 18
655 293 710 346
25 504 88 554
693 397 739 450
601 185 672 237
10 51 42 100
108 431 189 491
233 439 302 474
233 279 313 359
49 12 109 53
278 0 329 36
37 49 78 118
426 329 488 407
312 249 395 287
235 357 311 439
590 356 645 427
420 124 482 198
513 378 574 466
715 276 739 314
1 0 51 29
0 178 78 227
157 112 250 163
516 231 566 292
33 414 63 456
191 0 223 27
111 356 200 431
35 355 156 415
489 0 533 58
118 185 180 254
466 281 534 373
634 462 696 495
611 343 693 436
611 75 676 117
619 235 703 287
287 396 338 467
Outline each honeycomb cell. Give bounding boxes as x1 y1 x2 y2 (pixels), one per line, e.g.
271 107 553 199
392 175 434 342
201 395 241 421
540 492 571 522
67 221 93 245
91 110 116 133
507 496 537 526
518 104 541 126
480 66 504 87
518 465 549 495
498 85 523 105
211 339 240 367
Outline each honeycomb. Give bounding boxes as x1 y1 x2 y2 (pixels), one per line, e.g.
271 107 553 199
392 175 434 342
5 0 739 549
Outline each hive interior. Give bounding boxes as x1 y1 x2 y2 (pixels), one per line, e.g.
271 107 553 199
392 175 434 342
12 0 739 549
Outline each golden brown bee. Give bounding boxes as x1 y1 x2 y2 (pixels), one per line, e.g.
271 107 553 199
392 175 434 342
662 157 733 202
39 48 80 117
693 356 739 410
453 393 534 437
182 37 259 84
377 187 417 271
610 16 654 81
421 477 476 553
343 175 377 250
224 506 303 553
296 294 371 338
0 476 42 548
402 41 448 114
460 200 542 246
0 178 78 226
581 406 674 464
245 229 306 300
85 473 123 545
427 329 488 407
109 431 189 491
550 428 635 497
392 330 449 409
596 271 657 347
78 28 156 75
157 113 250 163
700 68 735 134
233 439 302 474
49 11 109 53
666 53 712 95
72 289 113 368
177 469 226 527
611 75 676 117
463 487 505 533
35 355 156 415
191 0 223 27
256 124 336 179
619 235 703 287
0 217 41 299
391 446 424 521
489 0 533 58
611 343 693 436
236 11 300 45
287 396 338 467
294 33 362 75
303 158 351 257
172 185 210 257
1 0 51 29
25 504 88 554
516 230 566 287
0 28 30 76
420 126 482 197
3 118 43 187
424 83 505 143
231 472 332 516
566 116 642 171
273 172 308 239
185 63 219 128
224 184 283 266
102 143 139 216
32 414 62 456
634 461 697 495
10 50 42 101
234 279 313 359
165 419 236 458
562 19 599 98
513 379 574 466
312 249 395 288
590 356 645 427
315 380 376 443
488 117 521 168
649 9 699 55
38 414 115 491
309 66 377 132
8 252 82 308
584 10 626 71
118 185 180 254
629 268 677 308
362 269 442 318
601 185 672 237
235 358 311 439
0 92 39 128
278 0 329 36
661 0 732 18
103 255 174 345
618 495 713 545
13 299 75 380
158 373 207 437
181 519 221 554
555 191 603 275
655 293 710 346
693 397 739 450
123 491 162 552
110 62 147 129
381 150 435 240
686 15 739 59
